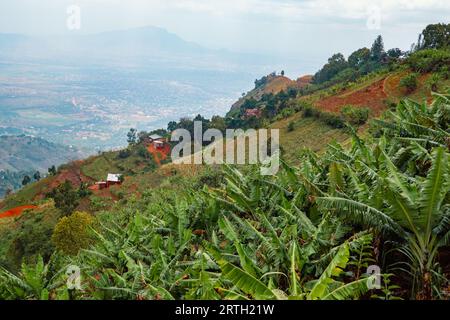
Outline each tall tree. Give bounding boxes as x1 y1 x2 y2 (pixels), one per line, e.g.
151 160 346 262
167 121 177 132
33 171 41 181
313 53 348 84
127 128 137 145
420 23 450 49
370 35 385 62
22 175 31 186
48 165 57 176
348 47 371 68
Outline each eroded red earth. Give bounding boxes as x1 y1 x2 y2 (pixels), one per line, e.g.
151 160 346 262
0 205 38 219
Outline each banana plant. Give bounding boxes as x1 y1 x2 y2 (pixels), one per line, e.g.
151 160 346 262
212 237 376 300
0 255 69 300
317 147 449 299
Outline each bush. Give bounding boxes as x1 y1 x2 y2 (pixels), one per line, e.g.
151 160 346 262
118 149 131 159
279 107 295 119
287 121 296 132
341 105 370 125
302 104 346 129
426 73 442 92
46 181 80 216
384 98 398 110
439 65 449 80
303 105 321 118
321 112 346 129
137 145 151 159
400 73 418 93
78 182 92 198
52 211 96 255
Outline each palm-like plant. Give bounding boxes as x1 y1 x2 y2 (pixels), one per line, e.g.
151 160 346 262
0 255 69 300
373 92 450 173
212 235 376 300
318 146 449 299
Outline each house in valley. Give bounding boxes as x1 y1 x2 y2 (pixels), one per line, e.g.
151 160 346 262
106 173 122 187
148 134 167 149
89 173 123 191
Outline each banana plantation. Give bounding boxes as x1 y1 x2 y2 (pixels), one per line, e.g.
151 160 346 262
1 93 449 300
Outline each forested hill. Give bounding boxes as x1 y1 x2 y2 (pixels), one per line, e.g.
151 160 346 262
0 135 83 198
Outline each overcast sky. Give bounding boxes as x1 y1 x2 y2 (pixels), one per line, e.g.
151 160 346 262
0 0 448 73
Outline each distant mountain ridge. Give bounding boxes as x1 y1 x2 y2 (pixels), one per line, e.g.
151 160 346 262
0 26 206 63
0 26 296 72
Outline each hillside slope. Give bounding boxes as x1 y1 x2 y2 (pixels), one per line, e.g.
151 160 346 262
0 135 82 172
2 65 448 209
0 135 84 198
228 74 301 114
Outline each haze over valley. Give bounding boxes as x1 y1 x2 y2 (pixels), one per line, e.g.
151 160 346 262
0 26 286 151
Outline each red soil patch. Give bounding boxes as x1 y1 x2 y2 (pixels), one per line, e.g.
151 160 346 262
296 75 313 88
88 184 100 191
384 72 433 103
49 162 95 190
0 205 37 219
316 78 388 116
147 143 171 166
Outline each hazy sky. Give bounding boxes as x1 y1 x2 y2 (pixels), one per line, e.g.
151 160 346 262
0 0 448 73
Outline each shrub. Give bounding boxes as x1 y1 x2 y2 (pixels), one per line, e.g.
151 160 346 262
303 105 321 118
341 105 370 125
384 98 398 110
78 182 92 198
439 65 449 80
321 112 346 128
137 145 151 159
400 73 418 93
5 210 57 270
52 211 96 255
287 121 296 132
118 149 131 159
279 107 295 119
46 181 80 216
426 73 442 92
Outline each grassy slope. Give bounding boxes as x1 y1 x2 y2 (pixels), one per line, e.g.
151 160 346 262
271 113 350 163
1 68 449 213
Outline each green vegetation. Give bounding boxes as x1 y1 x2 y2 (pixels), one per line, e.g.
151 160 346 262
0 23 449 301
414 23 449 50
400 73 419 93
340 105 370 125
0 205 60 271
46 181 81 216
52 211 96 256
81 144 158 181
406 49 450 74
1 91 448 300
21 175 31 186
